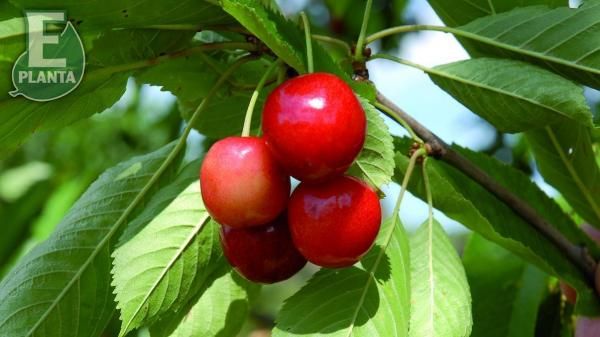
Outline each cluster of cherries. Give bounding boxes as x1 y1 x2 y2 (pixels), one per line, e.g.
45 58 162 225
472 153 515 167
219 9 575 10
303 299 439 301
200 72 382 283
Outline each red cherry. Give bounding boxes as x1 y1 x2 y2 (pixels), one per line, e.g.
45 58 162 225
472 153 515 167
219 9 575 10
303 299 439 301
200 136 290 228
220 215 307 283
262 72 366 182
288 175 381 268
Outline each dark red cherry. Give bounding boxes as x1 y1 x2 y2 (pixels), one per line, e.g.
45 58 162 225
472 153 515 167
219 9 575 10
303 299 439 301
262 72 366 182
288 175 381 268
200 136 290 228
220 215 307 283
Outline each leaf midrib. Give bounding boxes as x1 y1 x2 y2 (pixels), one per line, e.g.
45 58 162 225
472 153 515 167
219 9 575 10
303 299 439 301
426 218 435 335
119 213 211 336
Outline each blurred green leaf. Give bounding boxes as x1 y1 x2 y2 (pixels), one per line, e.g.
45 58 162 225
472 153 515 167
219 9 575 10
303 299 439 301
429 58 593 132
273 216 410 337
0 2 20 20
526 122 600 228
181 93 264 139
167 270 259 337
137 54 220 102
0 142 182 336
0 29 195 156
0 161 52 202
347 98 395 190
112 181 223 337
408 219 471 337
9 0 235 30
0 181 53 275
463 233 548 337
427 0 566 27
30 176 90 241
394 137 600 315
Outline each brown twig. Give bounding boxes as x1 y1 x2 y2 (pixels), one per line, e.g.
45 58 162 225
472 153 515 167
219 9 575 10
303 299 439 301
376 90 599 288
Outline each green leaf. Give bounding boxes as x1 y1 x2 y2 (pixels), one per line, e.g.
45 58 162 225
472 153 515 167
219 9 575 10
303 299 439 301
0 17 25 62
0 71 129 156
428 58 593 132
427 0 566 27
394 137 600 315
463 234 549 337
9 0 235 30
450 1 600 89
408 219 471 337
221 0 304 72
112 181 223 337
138 50 273 138
0 2 20 21
168 270 258 337
220 0 375 99
0 142 181 337
136 54 220 102
347 98 396 190
118 159 204 244
273 216 410 337
181 94 264 138
526 122 600 228
0 29 194 156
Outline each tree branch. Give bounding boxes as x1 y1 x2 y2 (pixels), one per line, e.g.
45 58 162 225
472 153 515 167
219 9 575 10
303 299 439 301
376 90 599 288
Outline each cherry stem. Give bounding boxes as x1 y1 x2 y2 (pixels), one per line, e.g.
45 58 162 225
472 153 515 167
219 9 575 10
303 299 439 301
366 24 465 45
312 34 351 56
300 12 314 73
354 0 373 61
368 53 430 73
374 101 422 143
394 148 427 216
242 59 283 137
422 158 434 227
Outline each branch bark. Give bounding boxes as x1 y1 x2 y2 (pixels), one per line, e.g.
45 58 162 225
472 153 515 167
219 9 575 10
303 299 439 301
376 90 599 288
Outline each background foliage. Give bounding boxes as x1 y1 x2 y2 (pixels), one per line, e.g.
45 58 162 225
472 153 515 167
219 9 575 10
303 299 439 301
0 0 599 336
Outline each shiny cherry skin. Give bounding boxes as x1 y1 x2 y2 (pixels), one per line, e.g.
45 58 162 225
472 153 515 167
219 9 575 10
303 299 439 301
200 136 290 228
288 175 381 268
262 72 366 182
220 215 307 283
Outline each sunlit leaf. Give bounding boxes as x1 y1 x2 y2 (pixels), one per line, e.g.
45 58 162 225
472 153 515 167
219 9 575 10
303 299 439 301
408 219 471 337
112 182 223 337
347 98 395 190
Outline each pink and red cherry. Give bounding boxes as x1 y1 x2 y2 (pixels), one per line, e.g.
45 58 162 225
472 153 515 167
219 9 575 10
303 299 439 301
288 175 382 268
262 72 366 182
200 136 290 228
220 214 306 283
